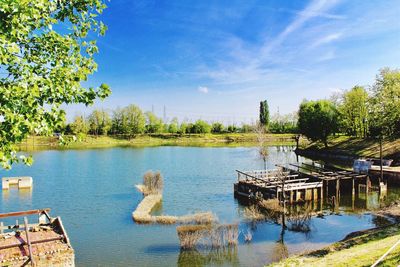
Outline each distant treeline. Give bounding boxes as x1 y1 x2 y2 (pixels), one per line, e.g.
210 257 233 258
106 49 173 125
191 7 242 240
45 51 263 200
56 107 297 137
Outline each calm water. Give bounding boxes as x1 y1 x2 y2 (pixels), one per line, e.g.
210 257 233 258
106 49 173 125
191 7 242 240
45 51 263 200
0 146 396 266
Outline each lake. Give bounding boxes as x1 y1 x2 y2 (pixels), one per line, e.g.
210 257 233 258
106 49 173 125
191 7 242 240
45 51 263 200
0 146 396 266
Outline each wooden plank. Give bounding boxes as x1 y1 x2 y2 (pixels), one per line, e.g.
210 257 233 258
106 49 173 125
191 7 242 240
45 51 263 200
23 217 35 266
0 235 64 250
0 209 51 219
55 217 71 245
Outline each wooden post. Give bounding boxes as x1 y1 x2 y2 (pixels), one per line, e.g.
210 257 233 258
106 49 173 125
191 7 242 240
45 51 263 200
313 188 318 201
380 138 383 183
23 217 35 266
0 222 3 234
325 180 329 200
296 190 302 201
290 190 293 204
352 178 355 197
335 178 340 210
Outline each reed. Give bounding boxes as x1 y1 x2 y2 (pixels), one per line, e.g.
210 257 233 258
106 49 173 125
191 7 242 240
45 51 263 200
176 223 239 249
177 225 211 249
141 170 164 195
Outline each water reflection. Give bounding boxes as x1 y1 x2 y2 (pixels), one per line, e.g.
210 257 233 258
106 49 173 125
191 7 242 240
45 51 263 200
177 247 240 267
1 187 32 206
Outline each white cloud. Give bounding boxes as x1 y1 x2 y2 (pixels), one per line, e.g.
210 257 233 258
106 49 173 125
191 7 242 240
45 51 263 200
311 33 342 48
198 86 209 94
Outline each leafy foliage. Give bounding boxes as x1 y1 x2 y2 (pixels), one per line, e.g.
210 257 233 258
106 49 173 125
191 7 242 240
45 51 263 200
0 0 111 168
145 112 164 134
369 68 400 138
259 100 270 128
88 109 111 135
339 86 369 137
298 100 339 147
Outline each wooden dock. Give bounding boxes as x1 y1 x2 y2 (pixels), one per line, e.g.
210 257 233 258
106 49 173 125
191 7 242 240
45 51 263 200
0 209 74 266
234 169 323 203
234 162 370 205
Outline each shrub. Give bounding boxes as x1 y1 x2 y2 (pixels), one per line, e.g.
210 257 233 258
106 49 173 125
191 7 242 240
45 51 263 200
142 170 164 195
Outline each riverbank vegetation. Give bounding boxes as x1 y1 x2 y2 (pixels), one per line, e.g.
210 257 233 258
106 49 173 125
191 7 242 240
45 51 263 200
268 224 400 267
298 135 400 160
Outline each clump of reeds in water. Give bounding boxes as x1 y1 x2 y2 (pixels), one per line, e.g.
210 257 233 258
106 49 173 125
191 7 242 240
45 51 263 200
140 170 164 195
177 225 212 249
176 223 239 250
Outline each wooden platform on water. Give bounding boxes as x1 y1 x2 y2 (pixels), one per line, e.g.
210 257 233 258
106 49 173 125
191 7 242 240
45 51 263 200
234 162 370 204
0 209 74 267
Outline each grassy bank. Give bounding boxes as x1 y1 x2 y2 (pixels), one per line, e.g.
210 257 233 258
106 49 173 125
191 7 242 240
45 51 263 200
17 133 296 151
268 224 400 267
298 135 400 160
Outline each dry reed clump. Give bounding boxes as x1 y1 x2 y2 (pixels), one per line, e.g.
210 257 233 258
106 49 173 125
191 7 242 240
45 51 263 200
177 225 212 249
139 170 164 195
132 192 216 224
178 212 217 224
132 194 162 223
176 223 239 249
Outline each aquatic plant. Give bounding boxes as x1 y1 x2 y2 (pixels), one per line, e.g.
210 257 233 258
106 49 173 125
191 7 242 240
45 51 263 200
176 223 239 249
142 170 164 195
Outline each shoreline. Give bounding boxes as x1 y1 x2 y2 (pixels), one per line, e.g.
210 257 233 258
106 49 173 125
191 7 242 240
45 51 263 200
268 204 400 266
17 133 296 151
296 136 400 161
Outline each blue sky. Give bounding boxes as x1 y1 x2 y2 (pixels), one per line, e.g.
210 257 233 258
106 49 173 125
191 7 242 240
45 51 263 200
68 0 400 124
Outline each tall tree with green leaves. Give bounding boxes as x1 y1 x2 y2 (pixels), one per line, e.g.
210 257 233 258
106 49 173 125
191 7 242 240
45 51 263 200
259 100 270 129
369 68 400 138
298 100 339 148
71 115 89 135
88 109 111 135
123 104 145 138
339 86 369 137
0 1 111 168
145 111 164 134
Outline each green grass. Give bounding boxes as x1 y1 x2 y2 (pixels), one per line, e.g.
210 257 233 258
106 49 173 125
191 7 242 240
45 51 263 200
17 133 296 151
299 135 400 160
268 224 400 267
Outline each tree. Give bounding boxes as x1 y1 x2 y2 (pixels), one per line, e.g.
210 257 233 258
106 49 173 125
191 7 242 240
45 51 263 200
111 108 125 135
211 122 224 133
259 100 270 128
0 1 111 168
339 86 369 137
298 100 339 148
71 115 89 135
227 125 237 133
191 120 211 134
88 109 111 135
123 104 145 137
178 122 188 135
145 112 164 134
168 118 179 133
369 68 400 138
254 123 268 170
